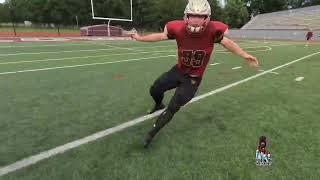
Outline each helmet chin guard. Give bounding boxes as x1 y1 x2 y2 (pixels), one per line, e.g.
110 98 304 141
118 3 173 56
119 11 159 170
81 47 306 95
187 25 203 33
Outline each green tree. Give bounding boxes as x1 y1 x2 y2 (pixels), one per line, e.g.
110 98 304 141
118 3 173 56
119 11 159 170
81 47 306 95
0 3 10 23
208 0 223 21
223 0 249 28
303 0 320 6
148 0 187 30
245 0 288 15
287 0 305 8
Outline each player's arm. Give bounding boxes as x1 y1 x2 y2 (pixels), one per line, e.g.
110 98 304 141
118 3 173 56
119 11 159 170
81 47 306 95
130 26 169 42
220 34 259 67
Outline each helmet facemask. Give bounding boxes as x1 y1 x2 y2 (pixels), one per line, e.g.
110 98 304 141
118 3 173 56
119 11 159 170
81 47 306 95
184 14 210 33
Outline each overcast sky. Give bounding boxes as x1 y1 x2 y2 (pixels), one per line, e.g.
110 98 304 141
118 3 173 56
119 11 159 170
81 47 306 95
0 0 4 3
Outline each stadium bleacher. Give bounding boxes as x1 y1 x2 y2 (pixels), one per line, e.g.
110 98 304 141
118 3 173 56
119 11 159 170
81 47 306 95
229 5 320 41
242 5 320 31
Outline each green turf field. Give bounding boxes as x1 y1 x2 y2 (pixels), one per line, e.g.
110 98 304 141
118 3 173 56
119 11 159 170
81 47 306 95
0 40 319 180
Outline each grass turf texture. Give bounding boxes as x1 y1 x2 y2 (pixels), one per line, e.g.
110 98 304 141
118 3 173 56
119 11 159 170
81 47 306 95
0 40 319 179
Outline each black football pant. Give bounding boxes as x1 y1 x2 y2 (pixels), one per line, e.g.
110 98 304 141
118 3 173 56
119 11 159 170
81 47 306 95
148 65 202 137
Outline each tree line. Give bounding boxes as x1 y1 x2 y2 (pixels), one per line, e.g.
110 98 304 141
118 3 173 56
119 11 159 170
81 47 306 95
0 0 319 30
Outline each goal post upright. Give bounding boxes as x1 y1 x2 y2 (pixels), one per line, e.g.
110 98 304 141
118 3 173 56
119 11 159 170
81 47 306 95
90 0 133 37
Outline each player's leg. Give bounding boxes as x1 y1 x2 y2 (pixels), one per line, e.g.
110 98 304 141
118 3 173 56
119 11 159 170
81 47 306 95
144 76 202 148
305 36 311 47
148 65 180 113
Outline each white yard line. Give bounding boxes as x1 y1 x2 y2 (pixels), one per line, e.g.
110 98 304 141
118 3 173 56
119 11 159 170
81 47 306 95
295 77 304 81
259 69 280 75
216 43 298 54
89 40 173 47
0 50 175 65
0 41 295 49
266 43 296 47
0 42 95 49
105 44 135 51
216 46 272 53
0 48 118 56
0 45 175 57
0 51 319 177
232 66 242 70
134 45 176 49
188 52 319 104
0 45 273 65
0 43 294 57
0 44 300 74
0 55 174 76
209 63 220 66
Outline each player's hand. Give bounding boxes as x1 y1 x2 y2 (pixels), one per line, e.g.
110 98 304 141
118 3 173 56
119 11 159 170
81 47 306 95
126 28 141 41
126 30 141 41
244 54 259 68
130 33 141 41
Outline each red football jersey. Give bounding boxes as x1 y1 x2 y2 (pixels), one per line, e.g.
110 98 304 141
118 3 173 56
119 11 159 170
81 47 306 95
166 20 228 77
306 31 313 38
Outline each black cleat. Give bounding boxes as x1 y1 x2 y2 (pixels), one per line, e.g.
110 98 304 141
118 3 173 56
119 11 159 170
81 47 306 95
148 103 165 114
143 133 154 149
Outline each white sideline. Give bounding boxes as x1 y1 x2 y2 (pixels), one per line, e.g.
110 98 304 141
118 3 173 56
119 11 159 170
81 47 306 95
0 44 295 66
0 48 118 56
0 41 295 50
0 43 96 49
0 43 293 57
0 44 271 73
0 51 319 177
0 45 276 65
0 55 174 76
0 43 260 57
0 44 176 57
0 50 175 65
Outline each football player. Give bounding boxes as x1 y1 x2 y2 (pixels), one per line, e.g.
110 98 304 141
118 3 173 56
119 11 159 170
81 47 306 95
305 30 313 47
130 0 259 148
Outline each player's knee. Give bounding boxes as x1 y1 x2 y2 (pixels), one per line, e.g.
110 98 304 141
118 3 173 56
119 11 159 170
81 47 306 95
179 91 195 105
167 101 181 114
168 93 194 113
149 84 160 96
168 95 189 113
156 109 174 126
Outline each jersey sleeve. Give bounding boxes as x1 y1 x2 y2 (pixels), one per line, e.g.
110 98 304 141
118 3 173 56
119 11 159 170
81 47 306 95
212 21 228 43
213 21 228 33
165 21 177 39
